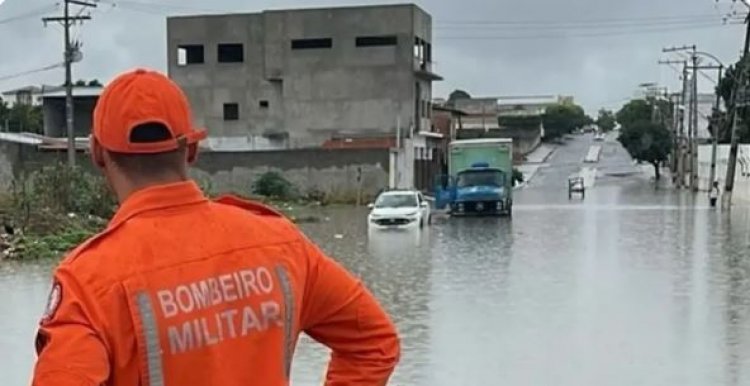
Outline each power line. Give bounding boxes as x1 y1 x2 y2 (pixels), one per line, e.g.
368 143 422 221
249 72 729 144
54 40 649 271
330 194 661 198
436 17 745 31
436 22 740 41
0 3 59 25
436 13 744 26
698 69 719 85
97 0 229 14
0 62 65 83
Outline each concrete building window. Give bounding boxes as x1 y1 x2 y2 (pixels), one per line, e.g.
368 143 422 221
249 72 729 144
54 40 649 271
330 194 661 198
355 35 397 47
291 38 333 50
414 37 428 68
177 44 204 66
259 100 269 108
223 103 239 121
217 43 244 63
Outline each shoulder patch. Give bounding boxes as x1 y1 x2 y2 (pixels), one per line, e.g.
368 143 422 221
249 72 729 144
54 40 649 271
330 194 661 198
41 281 62 322
214 194 285 218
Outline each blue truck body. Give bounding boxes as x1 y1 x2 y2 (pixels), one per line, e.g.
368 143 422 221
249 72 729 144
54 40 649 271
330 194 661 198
435 138 514 216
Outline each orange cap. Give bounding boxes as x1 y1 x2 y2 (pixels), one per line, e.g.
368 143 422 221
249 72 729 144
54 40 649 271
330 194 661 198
93 68 206 154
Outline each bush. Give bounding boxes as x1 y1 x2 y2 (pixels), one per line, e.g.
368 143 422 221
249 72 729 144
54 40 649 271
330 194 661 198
16 164 116 218
305 188 329 206
252 171 296 200
9 227 93 260
10 164 116 235
195 175 215 197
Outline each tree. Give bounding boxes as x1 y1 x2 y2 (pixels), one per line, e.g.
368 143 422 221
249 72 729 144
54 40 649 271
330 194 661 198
0 97 8 127
448 89 471 102
716 56 750 143
74 79 87 87
0 96 43 133
88 79 102 87
616 99 651 128
596 109 616 132
5 104 43 133
616 99 673 181
542 103 588 140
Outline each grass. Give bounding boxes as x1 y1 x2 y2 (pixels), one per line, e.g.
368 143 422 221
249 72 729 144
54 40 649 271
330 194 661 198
0 196 348 261
1 165 360 261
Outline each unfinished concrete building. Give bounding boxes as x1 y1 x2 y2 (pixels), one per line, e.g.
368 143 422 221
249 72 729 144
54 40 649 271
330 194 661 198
167 4 441 150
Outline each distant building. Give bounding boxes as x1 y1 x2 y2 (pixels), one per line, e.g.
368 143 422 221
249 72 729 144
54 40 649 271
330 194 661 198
432 103 466 141
167 4 442 150
685 92 721 140
2 85 62 107
453 98 501 130
41 86 102 138
451 95 566 158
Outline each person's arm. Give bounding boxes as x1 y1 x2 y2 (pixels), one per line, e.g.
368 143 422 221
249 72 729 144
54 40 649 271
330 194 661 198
299 237 400 386
32 268 110 386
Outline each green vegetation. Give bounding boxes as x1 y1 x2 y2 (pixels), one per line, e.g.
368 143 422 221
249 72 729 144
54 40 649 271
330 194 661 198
498 115 543 129
542 103 590 140
2 164 111 260
1 168 334 261
0 97 43 134
596 109 617 132
252 171 297 200
70 79 103 87
616 99 673 181
715 56 749 143
448 89 471 103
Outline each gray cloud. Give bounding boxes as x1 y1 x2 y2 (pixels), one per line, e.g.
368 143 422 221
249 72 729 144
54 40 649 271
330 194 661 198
0 0 745 114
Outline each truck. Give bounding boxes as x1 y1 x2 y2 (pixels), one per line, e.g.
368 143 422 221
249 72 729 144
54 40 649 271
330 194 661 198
434 138 514 216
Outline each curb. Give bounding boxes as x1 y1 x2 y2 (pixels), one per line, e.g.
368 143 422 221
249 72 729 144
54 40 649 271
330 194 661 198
514 145 557 190
540 145 557 163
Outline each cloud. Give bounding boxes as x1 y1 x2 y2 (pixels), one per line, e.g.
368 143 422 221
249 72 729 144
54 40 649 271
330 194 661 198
0 0 746 113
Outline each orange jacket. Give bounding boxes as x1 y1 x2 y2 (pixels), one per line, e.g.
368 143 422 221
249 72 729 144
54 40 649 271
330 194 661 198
32 181 400 386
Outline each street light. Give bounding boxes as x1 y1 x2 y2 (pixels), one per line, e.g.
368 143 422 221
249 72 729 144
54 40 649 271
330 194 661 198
695 51 724 67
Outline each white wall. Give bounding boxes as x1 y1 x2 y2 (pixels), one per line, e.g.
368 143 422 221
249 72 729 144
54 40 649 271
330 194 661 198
697 144 750 204
389 138 415 189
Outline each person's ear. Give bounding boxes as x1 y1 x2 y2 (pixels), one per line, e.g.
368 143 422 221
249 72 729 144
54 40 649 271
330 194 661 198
90 137 106 168
187 143 199 164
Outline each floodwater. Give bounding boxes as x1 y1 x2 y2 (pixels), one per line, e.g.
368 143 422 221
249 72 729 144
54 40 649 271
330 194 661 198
3 135 750 385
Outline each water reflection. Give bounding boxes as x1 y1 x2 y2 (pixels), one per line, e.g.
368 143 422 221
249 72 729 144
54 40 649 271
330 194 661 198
3 189 750 386
367 228 432 385
0 262 54 386
719 209 750 386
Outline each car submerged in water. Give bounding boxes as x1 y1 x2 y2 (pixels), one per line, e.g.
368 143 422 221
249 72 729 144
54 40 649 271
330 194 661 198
367 190 431 231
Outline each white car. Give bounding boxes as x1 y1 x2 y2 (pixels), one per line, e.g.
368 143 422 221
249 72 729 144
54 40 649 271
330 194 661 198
367 190 431 230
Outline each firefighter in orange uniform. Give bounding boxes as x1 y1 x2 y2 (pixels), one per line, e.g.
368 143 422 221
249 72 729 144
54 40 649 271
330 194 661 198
31 68 400 386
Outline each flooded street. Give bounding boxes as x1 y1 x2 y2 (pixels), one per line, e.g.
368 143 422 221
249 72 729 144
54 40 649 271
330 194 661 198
3 135 750 385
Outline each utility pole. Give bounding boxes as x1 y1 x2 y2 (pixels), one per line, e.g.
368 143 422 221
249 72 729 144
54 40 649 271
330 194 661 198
709 65 724 194
43 0 96 168
670 93 680 175
723 8 750 208
659 58 688 187
691 51 700 191
664 45 698 190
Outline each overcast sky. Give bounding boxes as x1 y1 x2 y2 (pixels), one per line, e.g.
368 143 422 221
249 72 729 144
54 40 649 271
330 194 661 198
0 0 746 114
